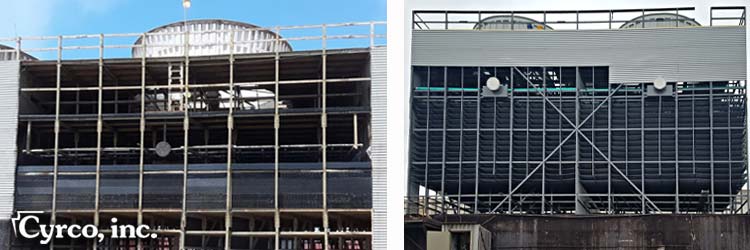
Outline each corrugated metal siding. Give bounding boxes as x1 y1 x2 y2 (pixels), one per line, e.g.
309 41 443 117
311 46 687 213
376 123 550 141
412 27 746 83
0 61 19 219
370 46 387 250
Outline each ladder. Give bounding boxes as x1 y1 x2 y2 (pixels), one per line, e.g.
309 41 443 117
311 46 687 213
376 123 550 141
167 62 184 111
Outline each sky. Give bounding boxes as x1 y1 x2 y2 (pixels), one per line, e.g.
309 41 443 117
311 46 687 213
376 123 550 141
1 0 386 58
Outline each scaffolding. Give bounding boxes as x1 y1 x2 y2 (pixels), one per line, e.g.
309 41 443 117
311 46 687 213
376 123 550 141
7 21 385 250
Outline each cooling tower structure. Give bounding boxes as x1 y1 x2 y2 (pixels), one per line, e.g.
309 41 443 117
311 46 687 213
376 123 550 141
474 15 552 30
0 44 36 61
409 7 748 216
407 6 749 249
620 13 701 29
132 19 292 58
3 18 386 250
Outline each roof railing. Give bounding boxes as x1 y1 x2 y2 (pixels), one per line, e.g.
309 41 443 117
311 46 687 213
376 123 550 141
413 7 745 30
710 6 746 26
0 21 386 61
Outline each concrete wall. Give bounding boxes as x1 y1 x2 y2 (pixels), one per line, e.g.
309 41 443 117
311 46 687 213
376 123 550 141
412 27 746 83
459 214 750 249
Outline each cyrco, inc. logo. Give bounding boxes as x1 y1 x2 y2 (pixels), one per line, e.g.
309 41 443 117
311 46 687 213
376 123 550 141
11 211 158 244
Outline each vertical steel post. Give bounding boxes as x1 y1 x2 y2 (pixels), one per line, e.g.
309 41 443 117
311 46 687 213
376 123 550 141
426 67 432 216
492 69 497 180
508 68 514 213
15 37 20 61
137 32 146 250
321 24 330 250
457 67 464 214
225 30 235 250
25 121 31 153
542 67 547 214
274 26 281 250
710 81 715 212
525 68 530 196
93 33 104 250
475 67 481 214
580 67 593 214
180 22 190 250
50 36 62 250
658 96 662 177
445 11 449 30
607 74 612 214
727 87 733 213
641 83 646 213
369 21 375 48
440 67 447 214
674 83 680 213
353 114 359 149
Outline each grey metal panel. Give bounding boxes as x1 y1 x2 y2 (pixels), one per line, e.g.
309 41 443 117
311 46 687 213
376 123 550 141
0 61 19 219
0 220 9 249
369 45 387 250
412 27 746 83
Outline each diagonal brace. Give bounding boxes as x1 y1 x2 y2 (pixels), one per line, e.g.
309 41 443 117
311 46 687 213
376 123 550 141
489 81 624 213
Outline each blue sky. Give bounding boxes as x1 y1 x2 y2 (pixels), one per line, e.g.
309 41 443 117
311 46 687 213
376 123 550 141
2 0 386 58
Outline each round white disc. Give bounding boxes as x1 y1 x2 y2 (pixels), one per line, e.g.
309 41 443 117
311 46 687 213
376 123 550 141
654 77 667 90
486 77 501 91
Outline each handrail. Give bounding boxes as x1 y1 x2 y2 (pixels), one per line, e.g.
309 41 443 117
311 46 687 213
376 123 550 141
413 7 745 31
0 21 386 61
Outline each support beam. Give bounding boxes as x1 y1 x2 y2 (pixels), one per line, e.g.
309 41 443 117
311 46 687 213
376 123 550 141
321 23 330 250
490 75 662 213
92 33 103 250
224 31 235 250
49 36 62 250
137 32 146 250
273 26 281 250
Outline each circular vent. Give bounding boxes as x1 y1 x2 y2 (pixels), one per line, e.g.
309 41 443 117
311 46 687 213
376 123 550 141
654 76 667 90
486 77 501 91
155 141 172 157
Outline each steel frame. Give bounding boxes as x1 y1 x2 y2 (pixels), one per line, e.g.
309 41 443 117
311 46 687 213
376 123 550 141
11 21 385 250
408 66 748 216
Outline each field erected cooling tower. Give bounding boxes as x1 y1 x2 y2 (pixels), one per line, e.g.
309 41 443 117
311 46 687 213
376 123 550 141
0 18 386 250
407 6 749 250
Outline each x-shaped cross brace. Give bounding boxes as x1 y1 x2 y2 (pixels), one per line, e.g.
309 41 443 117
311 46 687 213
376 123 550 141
490 67 661 213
